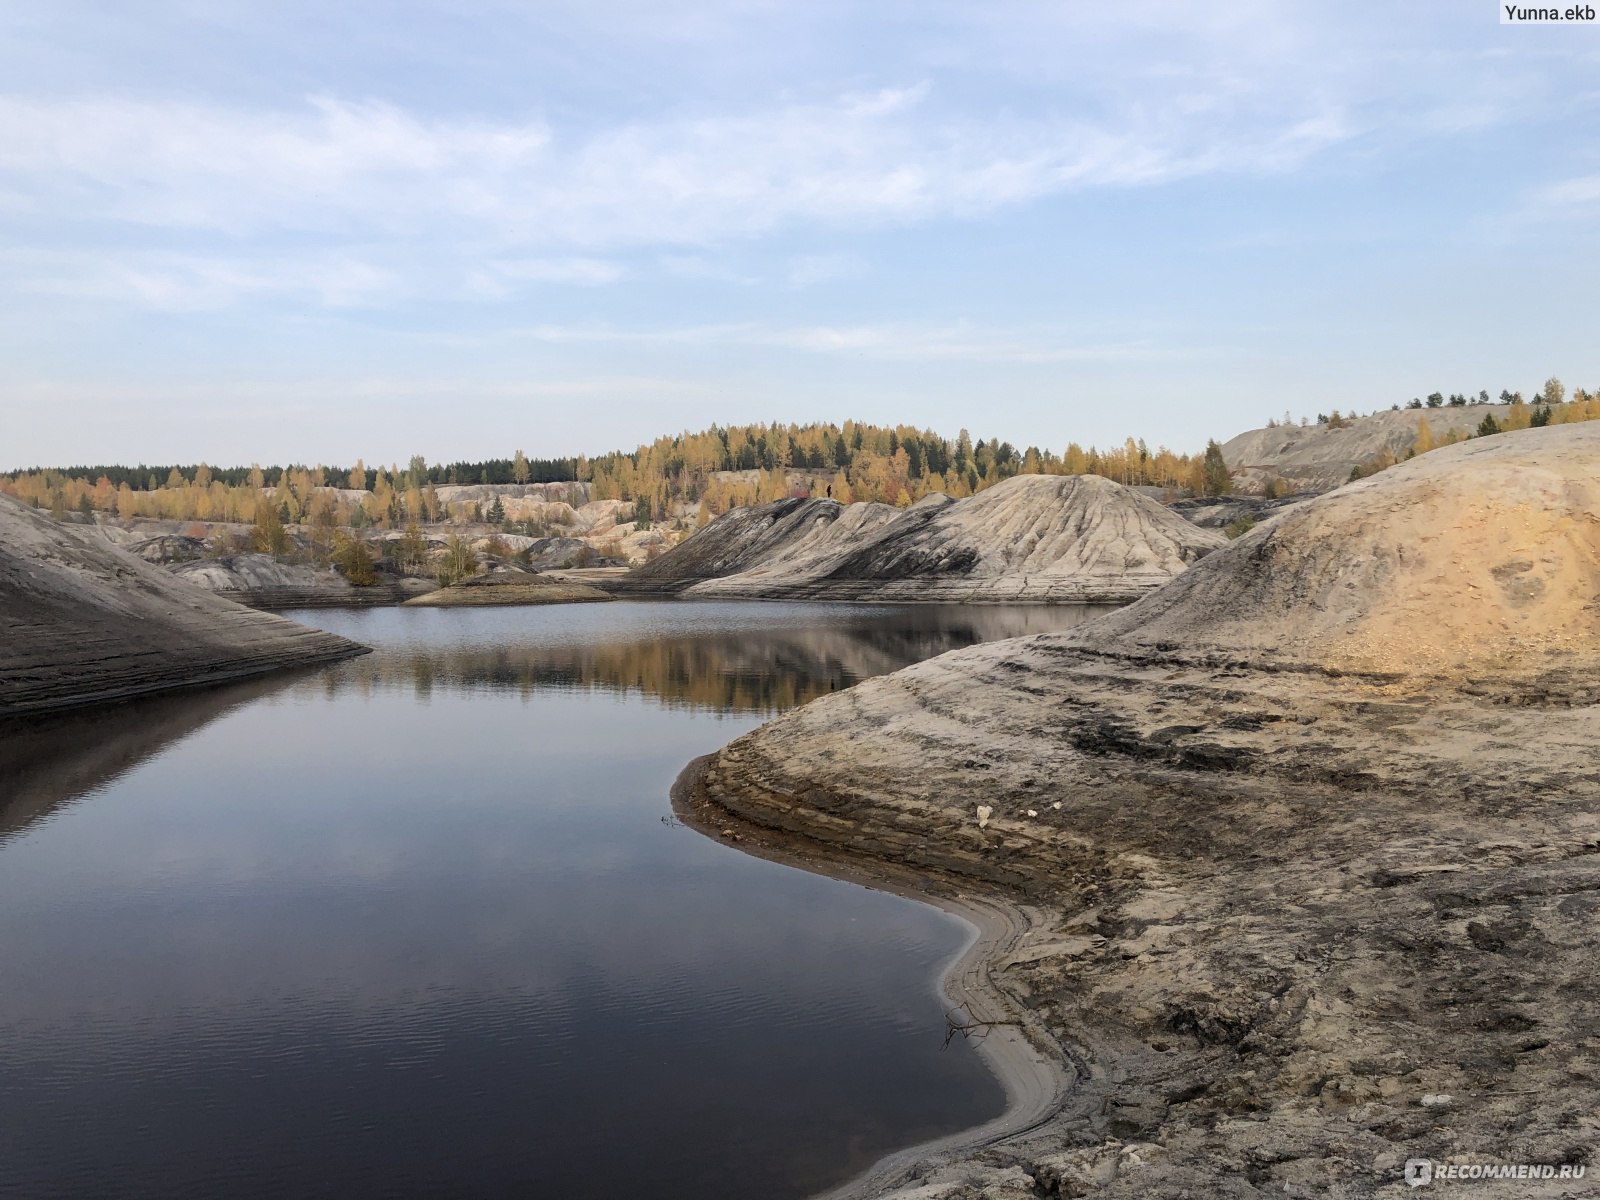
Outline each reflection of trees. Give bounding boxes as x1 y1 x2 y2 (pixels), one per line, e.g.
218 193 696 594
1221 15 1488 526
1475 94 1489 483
0 671 309 845
306 605 1114 714
0 604 1116 840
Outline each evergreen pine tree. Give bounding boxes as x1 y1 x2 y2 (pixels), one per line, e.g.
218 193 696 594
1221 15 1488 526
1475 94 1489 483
1201 440 1232 497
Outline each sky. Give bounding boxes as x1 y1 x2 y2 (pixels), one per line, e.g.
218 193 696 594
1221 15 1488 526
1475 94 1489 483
1 0 1597 470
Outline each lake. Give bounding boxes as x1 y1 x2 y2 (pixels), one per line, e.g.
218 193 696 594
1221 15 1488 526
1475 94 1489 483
0 600 1105 1199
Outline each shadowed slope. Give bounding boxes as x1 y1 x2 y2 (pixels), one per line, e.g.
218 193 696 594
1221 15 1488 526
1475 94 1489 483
614 474 1223 604
0 495 366 716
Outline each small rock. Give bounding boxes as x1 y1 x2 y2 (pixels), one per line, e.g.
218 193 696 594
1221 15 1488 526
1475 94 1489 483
1420 1093 1453 1108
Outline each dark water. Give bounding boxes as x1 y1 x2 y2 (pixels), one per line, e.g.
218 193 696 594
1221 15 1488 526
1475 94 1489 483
0 601 1106 1200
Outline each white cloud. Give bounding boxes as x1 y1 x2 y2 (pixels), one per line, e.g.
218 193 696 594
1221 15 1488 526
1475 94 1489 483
469 256 627 296
0 81 1349 255
0 95 547 236
0 3 1584 316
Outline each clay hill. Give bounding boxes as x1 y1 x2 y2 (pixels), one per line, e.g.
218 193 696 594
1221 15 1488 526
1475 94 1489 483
683 423 1600 1198
170 553 436 608
0 494 365 717
1220 403 1519 494
612 473 1225 604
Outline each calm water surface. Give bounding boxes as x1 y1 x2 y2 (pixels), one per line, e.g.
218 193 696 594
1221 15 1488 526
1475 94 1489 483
0 601 1105 1200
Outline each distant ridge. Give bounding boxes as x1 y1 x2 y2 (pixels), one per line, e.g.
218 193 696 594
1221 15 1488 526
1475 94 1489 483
610 473 1225 604
1220 403 1518 494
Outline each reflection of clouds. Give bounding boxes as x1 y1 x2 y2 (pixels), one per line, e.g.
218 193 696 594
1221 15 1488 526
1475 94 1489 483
0 604 1109 1025
2 824 964 1035
0 601 1023 1196
0 602 1090 1023
0 602 1111 900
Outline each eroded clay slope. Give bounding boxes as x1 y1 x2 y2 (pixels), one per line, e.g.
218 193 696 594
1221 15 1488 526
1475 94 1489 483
691 424 1600 1198
0 496 365 715
1091 421 1600 678
616 474 1223 604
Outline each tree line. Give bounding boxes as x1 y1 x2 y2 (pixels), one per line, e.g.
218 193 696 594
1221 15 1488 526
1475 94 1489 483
1 420 1229 529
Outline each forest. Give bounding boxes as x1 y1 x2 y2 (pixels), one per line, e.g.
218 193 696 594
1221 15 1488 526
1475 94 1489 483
7 392 1597 533
0 420 1217 529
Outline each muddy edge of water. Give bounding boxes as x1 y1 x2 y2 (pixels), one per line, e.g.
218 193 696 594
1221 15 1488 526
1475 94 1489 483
671 754 1080 1200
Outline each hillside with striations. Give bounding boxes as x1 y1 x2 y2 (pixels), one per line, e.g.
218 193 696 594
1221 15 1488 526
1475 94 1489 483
0 494 365 716
612 473 1224 604
686 423 1600 1198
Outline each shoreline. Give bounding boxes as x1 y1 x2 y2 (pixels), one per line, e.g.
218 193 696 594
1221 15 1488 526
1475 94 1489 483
670 754 1080 1200
5 643 368 718
605 581 1157 606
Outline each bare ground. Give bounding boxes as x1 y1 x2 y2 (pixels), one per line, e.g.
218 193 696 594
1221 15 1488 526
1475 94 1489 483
0 494 365 715
684 426 1600 1198
612 475 1224 605
401 571 614 606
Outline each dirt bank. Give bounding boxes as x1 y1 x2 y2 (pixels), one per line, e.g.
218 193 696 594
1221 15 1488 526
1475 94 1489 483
172 553 437 608
672 755 1075 1200
688 425 1600 1198
401 571 614 606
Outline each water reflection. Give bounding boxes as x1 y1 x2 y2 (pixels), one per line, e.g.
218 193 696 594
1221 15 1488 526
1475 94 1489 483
0 600 1113 1200
0 671 304 846
293 599 1113 712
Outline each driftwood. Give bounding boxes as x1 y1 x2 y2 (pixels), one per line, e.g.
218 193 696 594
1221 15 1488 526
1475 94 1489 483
942 1006 1023 1050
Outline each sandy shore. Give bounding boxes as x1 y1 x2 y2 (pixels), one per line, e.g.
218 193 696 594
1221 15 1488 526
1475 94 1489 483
403 574 614 606
672 755 1078 1200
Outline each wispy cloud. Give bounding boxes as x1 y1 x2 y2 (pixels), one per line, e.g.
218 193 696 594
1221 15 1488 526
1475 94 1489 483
0 81 1346 253
469 256 627 295
0 76 1367 311
1533 174 1600 212
8 0 1582 318
487 319 1170 364
0 95 546 236
786 253 862 288
3 248 403 309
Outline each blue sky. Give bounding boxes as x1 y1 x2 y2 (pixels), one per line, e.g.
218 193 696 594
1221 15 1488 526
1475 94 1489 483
2 1 1597 469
